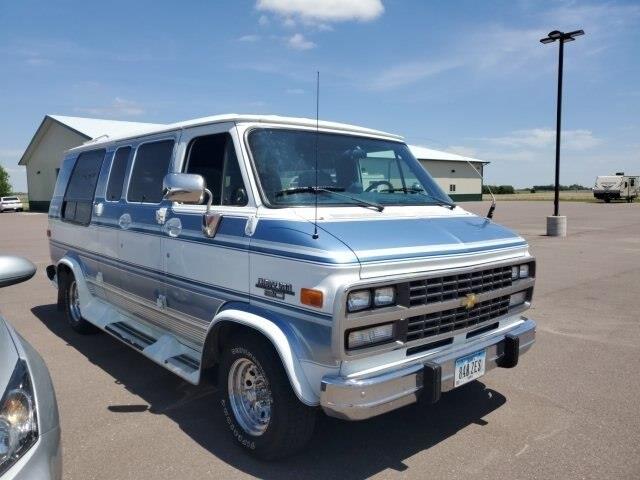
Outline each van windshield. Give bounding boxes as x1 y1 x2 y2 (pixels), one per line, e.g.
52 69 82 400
248 128 452 208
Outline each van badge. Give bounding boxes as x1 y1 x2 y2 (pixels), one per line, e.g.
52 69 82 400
256 278 295 300
461 293 478 310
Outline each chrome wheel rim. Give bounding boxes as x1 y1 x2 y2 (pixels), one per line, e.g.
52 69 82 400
68 280 82 323
228 358 272 436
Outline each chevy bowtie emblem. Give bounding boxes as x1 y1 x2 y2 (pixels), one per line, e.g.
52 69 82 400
461 293 478 310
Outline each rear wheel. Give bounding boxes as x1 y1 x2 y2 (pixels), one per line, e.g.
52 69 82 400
219 334 316 459
63 275 98 334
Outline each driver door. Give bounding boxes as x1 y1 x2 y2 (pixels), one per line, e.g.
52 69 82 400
160 124 255 347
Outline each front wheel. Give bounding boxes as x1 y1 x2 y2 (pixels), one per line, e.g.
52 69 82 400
219 334 316 459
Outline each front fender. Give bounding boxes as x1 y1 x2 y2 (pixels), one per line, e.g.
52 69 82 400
206 303 322 406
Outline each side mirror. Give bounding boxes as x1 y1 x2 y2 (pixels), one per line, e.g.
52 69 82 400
163 173 206 205
0 256 37 288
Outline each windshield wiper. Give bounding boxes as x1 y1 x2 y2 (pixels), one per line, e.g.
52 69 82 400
383 187 457 210
275 186 384 212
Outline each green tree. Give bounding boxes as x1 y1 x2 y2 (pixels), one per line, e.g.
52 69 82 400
0 165 12 197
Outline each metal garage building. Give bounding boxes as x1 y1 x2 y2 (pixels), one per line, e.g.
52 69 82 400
409 145 489 202
18 115 488 211
18 115 161 211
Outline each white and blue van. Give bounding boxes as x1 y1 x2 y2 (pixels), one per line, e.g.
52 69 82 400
47 114 536 459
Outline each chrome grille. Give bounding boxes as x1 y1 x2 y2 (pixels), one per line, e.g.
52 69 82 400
406 295 510 341
408 265 512 307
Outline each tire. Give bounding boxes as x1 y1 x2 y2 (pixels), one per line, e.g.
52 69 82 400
62 273 99 334
604 197 611 203
219 333 316 460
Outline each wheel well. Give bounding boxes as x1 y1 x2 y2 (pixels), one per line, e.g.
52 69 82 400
201 321 281 384
55 263 72 310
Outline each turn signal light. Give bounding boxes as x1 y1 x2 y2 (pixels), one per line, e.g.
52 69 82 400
301 288 323 308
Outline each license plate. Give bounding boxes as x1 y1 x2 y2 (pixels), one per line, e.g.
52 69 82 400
454 349 486 388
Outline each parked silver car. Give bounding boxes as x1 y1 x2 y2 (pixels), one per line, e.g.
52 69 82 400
0 197 23 213
0 256 61 479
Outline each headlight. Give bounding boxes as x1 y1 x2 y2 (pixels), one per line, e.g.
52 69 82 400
347 290 371 312
347 324 395 349
511 266 519 280
512 263 531 280
373 287 395 307
509 291 527 307
0 360 38 476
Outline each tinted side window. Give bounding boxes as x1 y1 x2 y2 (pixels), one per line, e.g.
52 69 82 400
63 149 105 225
127 140 174 203
184 133 247 206
106 147 131 201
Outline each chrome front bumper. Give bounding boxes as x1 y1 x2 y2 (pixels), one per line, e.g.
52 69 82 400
320 318 536 420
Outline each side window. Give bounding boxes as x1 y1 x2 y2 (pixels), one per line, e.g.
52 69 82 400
631 178 636 187
106 147 131 201
127 140 174 203
184 133 247 206
62 149 106 225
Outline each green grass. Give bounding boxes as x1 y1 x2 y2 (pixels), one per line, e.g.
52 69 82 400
482 190 598 202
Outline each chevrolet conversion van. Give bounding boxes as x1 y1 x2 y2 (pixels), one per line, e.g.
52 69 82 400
47 115 536 459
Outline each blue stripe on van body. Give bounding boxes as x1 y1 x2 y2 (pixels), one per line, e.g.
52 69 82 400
49 238 333 322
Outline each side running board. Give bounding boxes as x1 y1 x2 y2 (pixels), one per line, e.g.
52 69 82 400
102 320 201 383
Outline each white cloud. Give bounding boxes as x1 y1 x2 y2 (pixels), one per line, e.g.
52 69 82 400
256 0 384 23
258 14 270 26
75 97 145 117
286 33 316 50
286 88 305 94
485 128 601 151
237 34 261 42
367 60 461 90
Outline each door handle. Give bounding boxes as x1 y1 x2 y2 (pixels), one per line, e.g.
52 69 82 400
156 207 168 225
118 213 132 230
94 202 104 217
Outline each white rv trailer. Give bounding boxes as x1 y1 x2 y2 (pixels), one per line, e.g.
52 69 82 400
593 173 639 203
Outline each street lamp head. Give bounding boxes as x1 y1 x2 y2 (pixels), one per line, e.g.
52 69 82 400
540 29 585 44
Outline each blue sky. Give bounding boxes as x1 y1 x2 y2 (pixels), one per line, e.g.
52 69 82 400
1 0 639 192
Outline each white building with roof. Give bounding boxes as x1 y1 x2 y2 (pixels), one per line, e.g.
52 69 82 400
408 145 489 202
18 115 162 211
17 114 488 210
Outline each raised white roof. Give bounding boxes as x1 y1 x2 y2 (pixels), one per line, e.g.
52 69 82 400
408 144 489 164
72 113 403 150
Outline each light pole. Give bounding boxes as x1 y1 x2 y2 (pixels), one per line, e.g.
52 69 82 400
540 29 584 236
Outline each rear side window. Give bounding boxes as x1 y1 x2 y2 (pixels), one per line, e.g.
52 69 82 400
184 133 247 206
63 149 106 225
127 140 174 203
106 147 131 201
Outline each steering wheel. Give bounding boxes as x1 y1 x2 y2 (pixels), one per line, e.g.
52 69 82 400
365 180 395 193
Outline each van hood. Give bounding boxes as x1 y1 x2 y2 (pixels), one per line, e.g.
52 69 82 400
317 214 528 278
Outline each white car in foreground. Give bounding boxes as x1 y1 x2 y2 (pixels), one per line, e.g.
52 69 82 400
0 197 23 213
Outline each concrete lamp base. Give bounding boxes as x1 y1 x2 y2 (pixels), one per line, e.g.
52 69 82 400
547 215 567 237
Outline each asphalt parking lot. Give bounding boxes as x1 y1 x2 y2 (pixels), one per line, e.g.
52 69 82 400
1 201 639 479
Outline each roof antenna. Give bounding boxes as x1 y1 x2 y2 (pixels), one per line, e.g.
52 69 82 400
312 71 320 239
466 160 496 219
